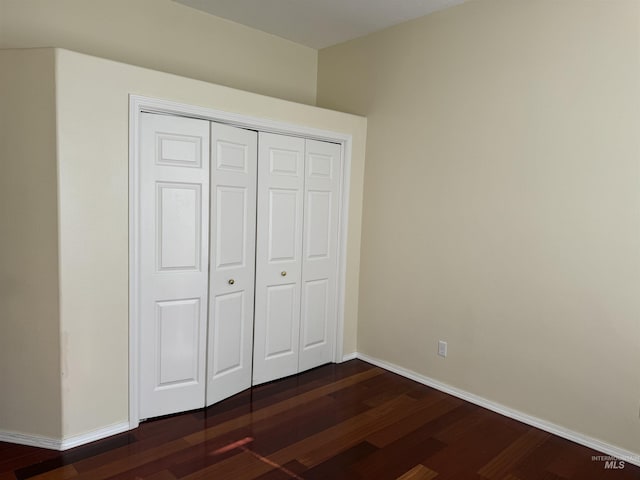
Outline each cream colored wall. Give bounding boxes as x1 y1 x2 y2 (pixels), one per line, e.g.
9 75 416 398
54 48 365 438
318 0 640 455
0 49 62 438
0 0 317 105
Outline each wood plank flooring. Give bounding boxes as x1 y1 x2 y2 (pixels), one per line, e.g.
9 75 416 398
1 360 637 479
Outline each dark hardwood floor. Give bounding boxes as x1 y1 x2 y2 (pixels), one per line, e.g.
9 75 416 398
1 360 637 479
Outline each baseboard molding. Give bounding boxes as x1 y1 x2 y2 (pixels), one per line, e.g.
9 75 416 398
354 352 640 467
3 358 638 465
60 422 130 450
0 422 130 451
0 431 61 450
341 352 358 362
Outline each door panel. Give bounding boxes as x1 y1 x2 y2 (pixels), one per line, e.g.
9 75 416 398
253 133 305 385
301 279 329 349
215 186 247 268
207 123 257 406
156 298 201 386
305 190 332 259
299 140 342 372
268 189 299 261
156 133 203 168
140 113 210 419
157 183 201 270
211 292 244 374
265 284 297 358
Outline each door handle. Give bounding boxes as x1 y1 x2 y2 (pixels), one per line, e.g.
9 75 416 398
228 278 235 285
281 271 287 277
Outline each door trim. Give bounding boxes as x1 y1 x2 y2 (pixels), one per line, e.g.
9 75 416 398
129 94 353 429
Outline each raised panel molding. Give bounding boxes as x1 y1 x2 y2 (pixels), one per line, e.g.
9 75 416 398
156 299 201 387
211 292 245 377
216 140 247 172
308 153 333 178
156 133 202 168
265 284 296 358
269 149 299 176
157 183 201 271
306 190 332 259
302 279 329 349
215 186 246 269
268 189 298 262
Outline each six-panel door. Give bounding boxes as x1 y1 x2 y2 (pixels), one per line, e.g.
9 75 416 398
253 133 306 385
299 140 342 372
139 113 210 419
207 123 258 405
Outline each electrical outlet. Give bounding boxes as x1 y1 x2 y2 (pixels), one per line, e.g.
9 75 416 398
438 340 447 358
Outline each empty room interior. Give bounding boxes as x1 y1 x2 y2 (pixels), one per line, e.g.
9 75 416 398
1 0 640 478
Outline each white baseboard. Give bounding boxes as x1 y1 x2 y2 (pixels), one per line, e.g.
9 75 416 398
353 352 640 467
60 422 130 450
0 431 61 450
0 422 130 451
341 352 358 362
4 356 638 466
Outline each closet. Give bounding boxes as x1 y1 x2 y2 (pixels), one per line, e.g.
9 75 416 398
138 113 342 419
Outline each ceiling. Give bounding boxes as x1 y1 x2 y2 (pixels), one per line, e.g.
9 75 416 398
174 0 469 49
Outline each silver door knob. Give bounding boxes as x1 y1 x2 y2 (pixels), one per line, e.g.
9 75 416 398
228 278 235 285
281 271 287 277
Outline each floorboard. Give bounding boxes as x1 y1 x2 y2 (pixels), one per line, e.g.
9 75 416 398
1 360 637 479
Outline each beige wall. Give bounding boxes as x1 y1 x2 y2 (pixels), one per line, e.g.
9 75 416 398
0 49 62 438
318 0 640 455
0 0 318 105
54 48 365 438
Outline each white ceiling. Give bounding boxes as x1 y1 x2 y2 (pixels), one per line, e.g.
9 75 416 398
175 0 469 49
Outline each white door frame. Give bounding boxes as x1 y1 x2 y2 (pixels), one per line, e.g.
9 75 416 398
128 94 353 429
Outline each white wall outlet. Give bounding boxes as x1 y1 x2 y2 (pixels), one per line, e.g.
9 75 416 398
438 340 447 358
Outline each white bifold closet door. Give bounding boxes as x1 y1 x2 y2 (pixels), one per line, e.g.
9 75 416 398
298 139 342 372
139 114 342 417
206 123 257 406
253 133 341 385
139 113 210 419
253 133 305 385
